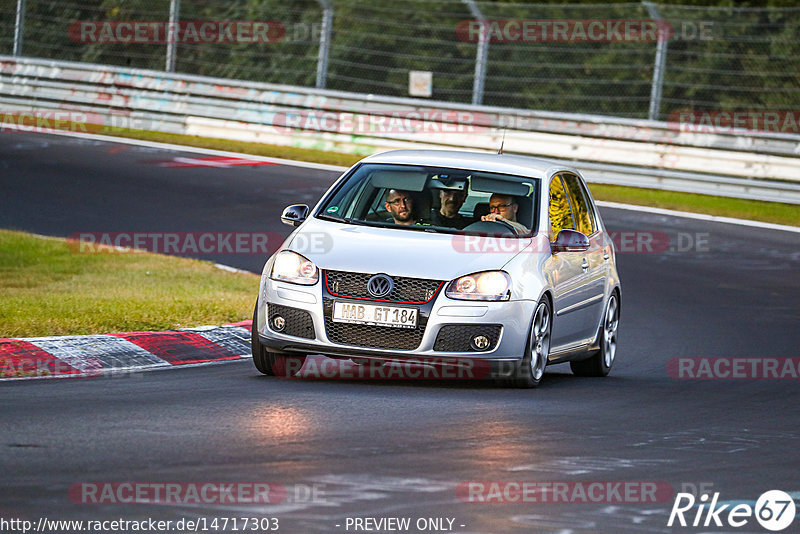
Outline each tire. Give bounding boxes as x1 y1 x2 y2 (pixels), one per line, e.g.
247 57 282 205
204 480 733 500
251 302 307 377
571 292 619 377
508 297 551 388
252 303 274 375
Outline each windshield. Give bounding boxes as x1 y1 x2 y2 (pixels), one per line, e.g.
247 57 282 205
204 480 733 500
317 163 539 237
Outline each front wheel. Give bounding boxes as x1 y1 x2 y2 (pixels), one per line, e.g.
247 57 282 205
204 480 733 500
251 303 307 377
571 292 619 377
508 298 551 388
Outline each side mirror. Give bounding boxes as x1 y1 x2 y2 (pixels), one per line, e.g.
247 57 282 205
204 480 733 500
552 229 590 253
281 204 309 227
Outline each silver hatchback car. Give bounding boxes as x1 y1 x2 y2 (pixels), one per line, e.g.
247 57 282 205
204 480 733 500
252 150 621 387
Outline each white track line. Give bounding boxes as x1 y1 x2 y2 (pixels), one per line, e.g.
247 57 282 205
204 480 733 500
12 128 800 233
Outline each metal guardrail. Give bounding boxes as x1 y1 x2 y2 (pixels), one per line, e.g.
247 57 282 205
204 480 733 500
2 56 800 204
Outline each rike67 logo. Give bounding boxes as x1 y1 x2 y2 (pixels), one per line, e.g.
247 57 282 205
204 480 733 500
668 490 796 531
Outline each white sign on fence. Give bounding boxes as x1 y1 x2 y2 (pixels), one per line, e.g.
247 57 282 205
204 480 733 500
409 70 432 97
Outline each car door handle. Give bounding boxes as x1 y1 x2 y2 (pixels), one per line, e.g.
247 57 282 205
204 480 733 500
582 258 589 272
603 251 610 261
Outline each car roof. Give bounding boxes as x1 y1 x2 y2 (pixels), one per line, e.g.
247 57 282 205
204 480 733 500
360 149 577 180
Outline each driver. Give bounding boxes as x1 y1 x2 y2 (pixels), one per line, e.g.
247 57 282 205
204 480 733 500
384 189 417 225
481 193 529 234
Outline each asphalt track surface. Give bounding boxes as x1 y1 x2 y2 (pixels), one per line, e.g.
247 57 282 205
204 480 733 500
1 132 799 533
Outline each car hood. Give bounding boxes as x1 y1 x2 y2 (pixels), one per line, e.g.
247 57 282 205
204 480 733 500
286 217 533 281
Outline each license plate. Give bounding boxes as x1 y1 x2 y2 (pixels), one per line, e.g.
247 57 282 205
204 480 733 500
332 301 418 329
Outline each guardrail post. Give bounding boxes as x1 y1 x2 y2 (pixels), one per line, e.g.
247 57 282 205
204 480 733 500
13 0 26 56
463 0 488 106
315 0 333 89
166 0 181 72
644 2 668 121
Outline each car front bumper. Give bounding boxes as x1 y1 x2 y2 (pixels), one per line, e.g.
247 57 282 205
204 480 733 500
256 278 535 365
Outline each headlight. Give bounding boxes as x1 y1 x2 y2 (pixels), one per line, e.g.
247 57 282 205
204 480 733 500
269 250 319 285
445 271 511 301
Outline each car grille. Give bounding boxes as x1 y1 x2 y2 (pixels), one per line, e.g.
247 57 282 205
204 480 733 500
433 324 502 352
267 303 315 339
324 270 443 303
322 298 427 350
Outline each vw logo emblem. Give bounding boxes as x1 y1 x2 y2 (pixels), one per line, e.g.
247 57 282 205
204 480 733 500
367 274 394 298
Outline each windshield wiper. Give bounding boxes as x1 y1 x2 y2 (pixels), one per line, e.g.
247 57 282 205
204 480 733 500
318 214 381 228
343 217 375 227
392 224 445 234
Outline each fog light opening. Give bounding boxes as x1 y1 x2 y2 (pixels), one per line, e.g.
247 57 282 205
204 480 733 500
471 335 490 351
272 315 286 332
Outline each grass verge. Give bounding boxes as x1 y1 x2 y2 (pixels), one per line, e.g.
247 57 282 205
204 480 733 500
0 229 259 338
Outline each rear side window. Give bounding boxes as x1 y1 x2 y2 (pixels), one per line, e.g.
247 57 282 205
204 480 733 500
560 173 596 236
548 175 575 240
